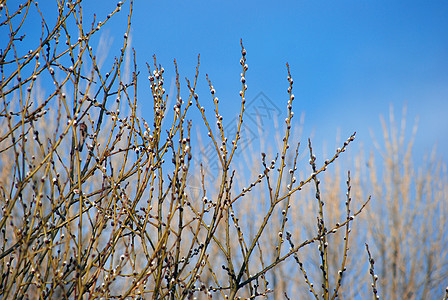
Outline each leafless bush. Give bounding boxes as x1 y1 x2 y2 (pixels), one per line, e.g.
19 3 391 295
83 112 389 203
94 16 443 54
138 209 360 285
1 1 447 299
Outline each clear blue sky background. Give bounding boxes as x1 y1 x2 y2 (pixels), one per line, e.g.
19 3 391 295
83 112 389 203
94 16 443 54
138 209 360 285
41 1 448 164
133 1 448 163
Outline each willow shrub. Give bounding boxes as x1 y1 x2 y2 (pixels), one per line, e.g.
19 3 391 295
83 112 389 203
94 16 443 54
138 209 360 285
1 1 447 299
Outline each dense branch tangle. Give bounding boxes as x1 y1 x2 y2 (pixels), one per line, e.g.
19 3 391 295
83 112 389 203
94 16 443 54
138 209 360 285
0 1 392 299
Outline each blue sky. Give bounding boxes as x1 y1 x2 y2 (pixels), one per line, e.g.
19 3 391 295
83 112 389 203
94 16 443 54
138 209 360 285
34 1 448 164
128 0 448 164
